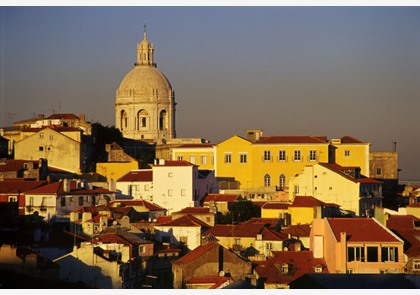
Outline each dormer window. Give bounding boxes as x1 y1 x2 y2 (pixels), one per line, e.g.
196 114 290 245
314 265 323 273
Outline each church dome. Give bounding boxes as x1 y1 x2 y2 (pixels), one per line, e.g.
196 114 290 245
116 66 172 102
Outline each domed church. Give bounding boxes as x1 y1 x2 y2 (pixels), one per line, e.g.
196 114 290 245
115 27 176 142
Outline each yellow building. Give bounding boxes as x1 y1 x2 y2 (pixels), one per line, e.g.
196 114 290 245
251 135 329 192
14 127 87 173
261 202 289 219
330 136 370 177
170 143 215 170
215 133 329 194
96 161 139 182
215 135 253 190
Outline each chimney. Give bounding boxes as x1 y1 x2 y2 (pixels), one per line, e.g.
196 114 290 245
79 113 85 122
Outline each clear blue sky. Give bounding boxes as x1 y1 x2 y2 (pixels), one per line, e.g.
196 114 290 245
1 6 419 181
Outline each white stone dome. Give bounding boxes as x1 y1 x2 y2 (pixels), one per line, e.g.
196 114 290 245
116 66 173 102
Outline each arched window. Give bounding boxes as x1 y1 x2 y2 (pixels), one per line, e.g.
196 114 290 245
264 174 271 187
159 110 167 131
137 110 148 130
279 174 286 191
120 110 128 130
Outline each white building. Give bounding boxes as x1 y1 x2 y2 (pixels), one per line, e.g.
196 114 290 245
116 169 153 200
152 159 218 213
289 163 383 217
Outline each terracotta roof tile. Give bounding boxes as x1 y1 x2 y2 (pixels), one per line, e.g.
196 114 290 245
281 224 311 238
386 215 420 231
117 170 153 182
256 136 327 144
173 207 211 214
255 251 328 285
290 196 330 208
327 218 401 243
0 180 48 194
158 214 211 228
203 194 239 202
46 113 80 120
339 136 366 144
0 159 40 173
153 160 194 167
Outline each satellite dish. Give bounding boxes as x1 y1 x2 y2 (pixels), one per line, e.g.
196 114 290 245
219 270 225 277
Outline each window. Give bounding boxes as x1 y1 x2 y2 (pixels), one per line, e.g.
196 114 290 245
177 156 183 161
348 246 365 262
49 135 53 140
309 150 317 161
278 150 286 161
294 150 301 162
263 150 271 162
224 153 232 164
345 150 350 157
279 174 286 191
145 184 149 191
168 189 172 196
201 155 207 165
194 189 199 200
376 168 382 176
294 185 299 194
168 172 173 177
266 242 273 250
79 196 84 206
314 266 323 273
92 196 96 206
8 196 17 202
139 246 145 254
239 153 247 163
39 146 44 151
367 246 378 262
264 174 271 187
381 247 398 262
181 189 185 196
60 197 66 207
413 259 420 270
189 155 196 164
347 269 354 274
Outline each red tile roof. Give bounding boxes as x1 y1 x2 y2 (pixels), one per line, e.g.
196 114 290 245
202 225 234 237
327 218 401 243
117 170 153 182
174 242 219 264
156 215 172 224
281 224 311 238
290 196 329 208
109 200 165 211
203 194 239 203
23 126 81 133
157 214 211 228
318 163 383 184
256 136 327 144
255 251 328 285
0 180 48 194
386 215 420 231
46 113 80 120
153 160 194 167
260 227 288 241
262 202 289 210
173 207 211 214
339 136 366 144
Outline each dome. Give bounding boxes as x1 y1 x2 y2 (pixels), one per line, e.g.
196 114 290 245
116 66 173 102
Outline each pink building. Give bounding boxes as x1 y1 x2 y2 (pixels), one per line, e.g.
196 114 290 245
310 217 405 274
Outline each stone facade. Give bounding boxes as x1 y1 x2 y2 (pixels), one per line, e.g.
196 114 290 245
369 151 399 180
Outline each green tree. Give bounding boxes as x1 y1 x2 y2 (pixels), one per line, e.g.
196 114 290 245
220 199 261 224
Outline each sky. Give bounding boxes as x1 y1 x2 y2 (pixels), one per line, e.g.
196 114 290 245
0 6 419 181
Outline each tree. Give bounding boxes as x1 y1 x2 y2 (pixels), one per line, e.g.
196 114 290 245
219 199 261 224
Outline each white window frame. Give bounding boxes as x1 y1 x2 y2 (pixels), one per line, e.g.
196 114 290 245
224 153 232 164
278 150 286 162
239 153 247 164
263 150 271 162
189 155 196 164
345 150 350 157
294 150 301 162
309 150 317 161
201 155 207 165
